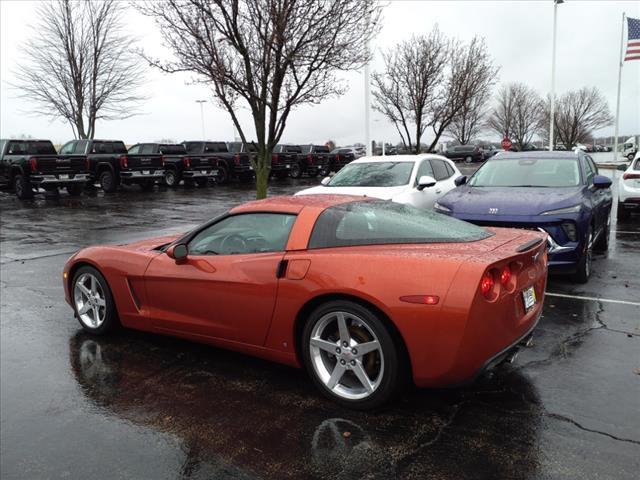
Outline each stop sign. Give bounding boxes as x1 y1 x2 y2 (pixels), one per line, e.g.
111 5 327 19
501 137 512 151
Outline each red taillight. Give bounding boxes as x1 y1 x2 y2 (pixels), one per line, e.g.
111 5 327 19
307 154 313 164
234 154 241 165
28 157 38 173
480 273 494 297
272 153 279 164
623 172 640 180
85 158 90 171
183 156 191 168
500 265 511 285
399 295 440 305
119 155 128 168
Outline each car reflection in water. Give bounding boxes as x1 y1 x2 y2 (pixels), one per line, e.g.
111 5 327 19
69 331 544 479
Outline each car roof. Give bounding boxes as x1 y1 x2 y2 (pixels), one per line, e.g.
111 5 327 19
230 194 370 214
491 151 581 160
351 154 449 163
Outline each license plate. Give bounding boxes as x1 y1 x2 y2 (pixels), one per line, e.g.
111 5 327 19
522 286 536 312
143 170 150 175
211 169 219 175
58 174 70 180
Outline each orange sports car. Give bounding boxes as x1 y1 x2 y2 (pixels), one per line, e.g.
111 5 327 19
63 195 548 409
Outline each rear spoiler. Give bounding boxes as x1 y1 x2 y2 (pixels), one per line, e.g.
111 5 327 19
516 238 544 253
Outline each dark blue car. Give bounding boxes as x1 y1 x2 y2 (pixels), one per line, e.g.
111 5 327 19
435 151 612 283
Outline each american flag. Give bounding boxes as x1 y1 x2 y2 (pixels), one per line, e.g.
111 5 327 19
625 17 640 62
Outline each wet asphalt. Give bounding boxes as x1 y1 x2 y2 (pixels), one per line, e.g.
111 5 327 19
0 166 638 480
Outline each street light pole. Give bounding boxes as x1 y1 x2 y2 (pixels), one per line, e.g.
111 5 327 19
196 100 206 139
548 0 563 151
364 1 372 157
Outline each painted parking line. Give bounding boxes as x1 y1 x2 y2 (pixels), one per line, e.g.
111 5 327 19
545 292 640 307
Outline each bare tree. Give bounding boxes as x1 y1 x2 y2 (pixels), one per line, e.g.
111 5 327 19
14 0 146 139
141 0 379 199
541 87 613 149
447 90 490 145
487 82 543 150
427 37 497 152
372 28 448 153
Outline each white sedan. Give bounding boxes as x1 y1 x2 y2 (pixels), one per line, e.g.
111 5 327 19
617 151 640 220
296 155 462 210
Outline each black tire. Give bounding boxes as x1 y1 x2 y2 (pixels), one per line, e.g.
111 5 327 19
319 165 330 177
164 169 181 188
572 225 593 284
14 174 34 199
301 300 404 410
216 165 229 185
195 178 209 187
617 202 630 221
71 266 119 335
464 155 473 164
593 214 610 252
628 153 635 162
99 170 117 193
290 162 303 179
66 184 83 197
140 180 155 191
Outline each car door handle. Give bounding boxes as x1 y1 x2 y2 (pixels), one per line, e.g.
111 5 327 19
276 259 288 278
435 189 442 194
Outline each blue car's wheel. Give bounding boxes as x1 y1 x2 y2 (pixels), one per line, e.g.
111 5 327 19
573 227 593 284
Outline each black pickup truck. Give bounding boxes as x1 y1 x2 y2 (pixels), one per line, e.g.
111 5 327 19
0 139 89 199
325 148 356 175
293 145 330 178
184 141 252 184
128 143 218 187
59 139 165 192
270 144 299 179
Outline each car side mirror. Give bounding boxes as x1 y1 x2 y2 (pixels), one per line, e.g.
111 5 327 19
616 164 627 171
166 243 188 262
321 177 331 186
454 175 467 187
592 175 612 189
417 175 437 191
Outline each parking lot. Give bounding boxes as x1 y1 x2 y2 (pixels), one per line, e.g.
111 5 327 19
1 165 638 479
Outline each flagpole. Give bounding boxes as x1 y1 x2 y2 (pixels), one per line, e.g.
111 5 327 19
548 0 562 151
613 12 625 163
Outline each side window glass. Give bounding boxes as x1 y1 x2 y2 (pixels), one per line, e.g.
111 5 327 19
128 145 140 154
430 159 450 181
188 213 296 256
444 161 455 177
59 142 75 155
583 157 595 184
587 156 598 175
414 160 434 186
73 140 87 154
140 144 154 154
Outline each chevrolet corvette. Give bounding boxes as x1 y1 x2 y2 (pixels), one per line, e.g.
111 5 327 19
63 195 548 409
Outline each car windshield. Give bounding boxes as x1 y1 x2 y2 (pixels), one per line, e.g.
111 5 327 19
328 162 414 187
309 200 491 249
468 158 581 187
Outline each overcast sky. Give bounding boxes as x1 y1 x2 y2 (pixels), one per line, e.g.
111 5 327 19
1 0 638 146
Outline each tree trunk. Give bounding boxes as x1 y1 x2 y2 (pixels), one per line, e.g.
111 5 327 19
255 152 270 199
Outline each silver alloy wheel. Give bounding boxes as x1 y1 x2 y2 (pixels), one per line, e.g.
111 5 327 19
309 311 384 400
74 273 107 328
165 170 176 186
465 155 473 163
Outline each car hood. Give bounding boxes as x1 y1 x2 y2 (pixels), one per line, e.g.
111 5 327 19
118 234 182 252
439 186 583 216
295 185 407 200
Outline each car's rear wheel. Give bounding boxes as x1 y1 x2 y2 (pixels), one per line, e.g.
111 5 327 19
301 300 402 410
14 174 34 199
628 153 635 162
464 155 473 163
99 170 117 193
72 266 119 335
573 227 593 284
216 165 229 185
164 169 181 188
289 162 302 179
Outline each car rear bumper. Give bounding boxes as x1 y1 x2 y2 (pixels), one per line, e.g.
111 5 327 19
31 173 90 186
183 168 219 179
120 170 165 181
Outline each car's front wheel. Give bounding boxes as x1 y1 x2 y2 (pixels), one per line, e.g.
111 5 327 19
72 266 119 335
301 300 403 410
573 226 593 284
